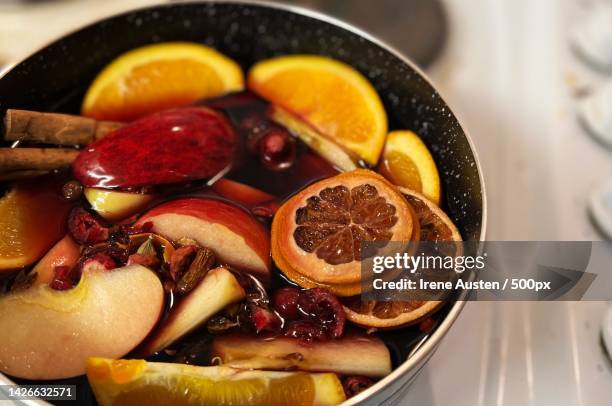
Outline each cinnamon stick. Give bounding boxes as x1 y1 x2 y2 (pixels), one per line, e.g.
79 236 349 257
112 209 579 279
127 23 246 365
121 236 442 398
0 148 79 172
3 109 123 146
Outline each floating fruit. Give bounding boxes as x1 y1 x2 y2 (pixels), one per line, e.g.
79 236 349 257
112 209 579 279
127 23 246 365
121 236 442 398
342 187 461 329
0 179 72 271
212 332 391 377
84 188 154 221
270 105 357 172
249 55 387 165
0 265 164 379
140 267 245 356
271 169 413 296
87 358 346 406
73 107 237 189
211 178 275 209
31 235 80 286
378 130 441 205
82 42 244 121
137 197 270 282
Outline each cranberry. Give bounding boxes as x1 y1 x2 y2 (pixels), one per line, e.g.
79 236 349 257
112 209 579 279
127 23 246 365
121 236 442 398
284 320 326 341
68 207 110 245
343 376 375 397
127 253 160 268
272 287 301 320
169 245 198 281
299 288 346 338
50 266 78 290
61 180 83 201
258 129 296 171
77 244 128 273
248 303 282 333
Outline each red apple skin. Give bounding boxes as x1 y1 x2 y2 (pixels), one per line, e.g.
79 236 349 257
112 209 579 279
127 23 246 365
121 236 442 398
211 179 275 208
72 107 237 188
137 198 270 281
32 235 80 286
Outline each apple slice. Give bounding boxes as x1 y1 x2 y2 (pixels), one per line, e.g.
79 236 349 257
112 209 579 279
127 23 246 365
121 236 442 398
84 188 154 221
141 267 245 355
0 265 164 380
31 234 81 286
136 197 270 281
211 332 392 378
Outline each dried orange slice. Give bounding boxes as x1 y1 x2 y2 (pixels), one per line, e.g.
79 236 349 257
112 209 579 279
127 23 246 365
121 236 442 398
248 55 387 165
82 42 244 121
271 169 413 296
379 130 441 205
343 187 461 328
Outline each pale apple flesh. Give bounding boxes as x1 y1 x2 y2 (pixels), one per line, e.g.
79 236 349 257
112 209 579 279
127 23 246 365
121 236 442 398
141 267 246 356
212 332 392 378
31 234 81 286
137 198 270 282
84 188 154 221
0 265 164 380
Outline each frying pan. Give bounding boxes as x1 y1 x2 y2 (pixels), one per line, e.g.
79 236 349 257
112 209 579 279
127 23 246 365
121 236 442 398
0 1 486 405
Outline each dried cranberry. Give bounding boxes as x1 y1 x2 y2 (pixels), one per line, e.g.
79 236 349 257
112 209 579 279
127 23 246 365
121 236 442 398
343 376 375 397
258 129 296 171
127 253 160 268
248 303 282 333
76 244 128 274
80 253 118 272
272 287 301 320
284 320 327 341
169 245 198 281
299 288 346 338
68 207 110 245
50 266 78 290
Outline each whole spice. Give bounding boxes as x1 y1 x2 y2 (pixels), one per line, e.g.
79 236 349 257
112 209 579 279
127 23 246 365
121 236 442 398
175 247 215 295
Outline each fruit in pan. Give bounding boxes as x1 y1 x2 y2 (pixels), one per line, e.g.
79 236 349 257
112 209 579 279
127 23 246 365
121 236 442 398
211 178 275 208
271 169 413 296
73 107 237 189
84 188 154 221
0 179 72 271
212 332 391 378
140 267 245 355
378 130 441 205
31 234 80 286
87 358 346 406
249 55 387 165
137 197 271 281
343 187 462 329
269 106 358 172
0 265 164 379
82 42 244 121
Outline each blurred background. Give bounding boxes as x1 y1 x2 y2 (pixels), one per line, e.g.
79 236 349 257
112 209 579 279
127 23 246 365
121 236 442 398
1 0 611 405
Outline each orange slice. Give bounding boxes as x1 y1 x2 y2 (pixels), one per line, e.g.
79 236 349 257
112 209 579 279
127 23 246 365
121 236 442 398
87 358 346 406
0 179 72 272
379 130 441 205
342 187 461 329
248 55 387 165
271 169 413 296
82 42 244 121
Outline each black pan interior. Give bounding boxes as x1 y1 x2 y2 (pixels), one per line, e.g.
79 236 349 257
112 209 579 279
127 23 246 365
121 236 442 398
0 2 483 404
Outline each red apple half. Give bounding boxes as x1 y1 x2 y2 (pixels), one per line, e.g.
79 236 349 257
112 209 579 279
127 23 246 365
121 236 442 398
137 197 270 281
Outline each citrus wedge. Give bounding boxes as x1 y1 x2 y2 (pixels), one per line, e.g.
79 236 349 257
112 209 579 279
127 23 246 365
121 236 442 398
87 358 346 406
342 187 461 329
248 55 387 165
379 130 441 205
82 42 244 121
271 169 413 296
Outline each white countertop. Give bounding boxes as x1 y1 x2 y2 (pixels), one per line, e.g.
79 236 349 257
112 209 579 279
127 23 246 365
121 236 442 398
0 1 610 405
